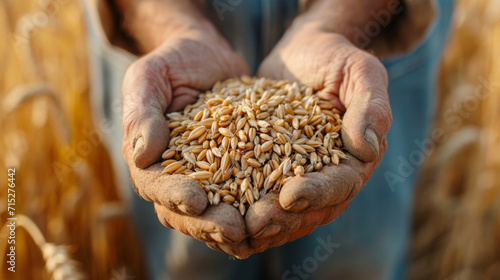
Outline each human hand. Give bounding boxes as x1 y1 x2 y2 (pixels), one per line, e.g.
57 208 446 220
121 9 251 245
204 27 391 258
238 24 393 254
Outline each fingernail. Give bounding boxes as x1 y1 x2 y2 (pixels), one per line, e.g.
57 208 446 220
209 232 232 243
364 128 379 157
133 136 144 156
253 224 281 239
133 136 145 167
286 198 309 211
177 203 196 216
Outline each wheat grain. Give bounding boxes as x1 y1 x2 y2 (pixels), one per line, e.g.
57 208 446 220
162 76 344 215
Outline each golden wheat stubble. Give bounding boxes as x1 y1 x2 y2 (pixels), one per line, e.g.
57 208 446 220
161 76 346 215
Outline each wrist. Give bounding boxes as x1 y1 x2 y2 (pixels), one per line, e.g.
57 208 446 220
114 0 217 53
273 17 349 53
290 0 403 52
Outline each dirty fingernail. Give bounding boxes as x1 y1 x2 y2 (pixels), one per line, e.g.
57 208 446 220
177 203 196 216
364 128 379 157
133 136 145 160
285 198 309 211
253 224 281 239
209 232 232 243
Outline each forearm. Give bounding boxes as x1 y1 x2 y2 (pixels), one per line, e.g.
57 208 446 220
110 0 216 53
293 0 402 50
292 0 437 57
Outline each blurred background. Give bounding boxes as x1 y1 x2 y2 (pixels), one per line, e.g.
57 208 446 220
0 0 499 279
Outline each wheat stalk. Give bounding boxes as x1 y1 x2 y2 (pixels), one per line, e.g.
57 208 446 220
0 215 85 279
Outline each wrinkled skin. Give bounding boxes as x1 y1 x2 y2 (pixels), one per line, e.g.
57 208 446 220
122 25 392 258
122 29 251 245
209 27 393 258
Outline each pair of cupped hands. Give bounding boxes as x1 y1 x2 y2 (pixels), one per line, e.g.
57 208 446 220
121 17 392 259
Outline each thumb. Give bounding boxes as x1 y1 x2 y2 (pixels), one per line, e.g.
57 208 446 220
122 58 172 169
256 53 285 80
340 53 392 162
128 113 170 169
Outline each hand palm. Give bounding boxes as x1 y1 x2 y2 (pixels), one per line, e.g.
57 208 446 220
225 30 393 257
122 31 251 247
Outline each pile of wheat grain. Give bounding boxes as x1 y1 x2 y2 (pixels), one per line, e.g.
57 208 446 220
162 76 345 215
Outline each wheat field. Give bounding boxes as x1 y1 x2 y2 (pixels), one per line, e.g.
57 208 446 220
410 0 500 279
0 0 499 279
0 0 147 279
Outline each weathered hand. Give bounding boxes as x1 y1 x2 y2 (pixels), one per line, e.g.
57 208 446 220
122 27 251 245
123 28 250 168
240 26 392 253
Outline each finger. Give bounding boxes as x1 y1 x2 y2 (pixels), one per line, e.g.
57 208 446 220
206 242 255 260
256 54 284 80
123 139 208 215
316 90 346 112
340 52 392 162
216 242 254 259
249 225 317 252
155 202 246 244
245 193 328 244
168 86 200 113
280 138 387 212
319 201 350 225
289 226 316 241
206 242 222 252
122 57 173 169
246 195 334 241
245 193 301 240
248 233 290 253
247 205 341 253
